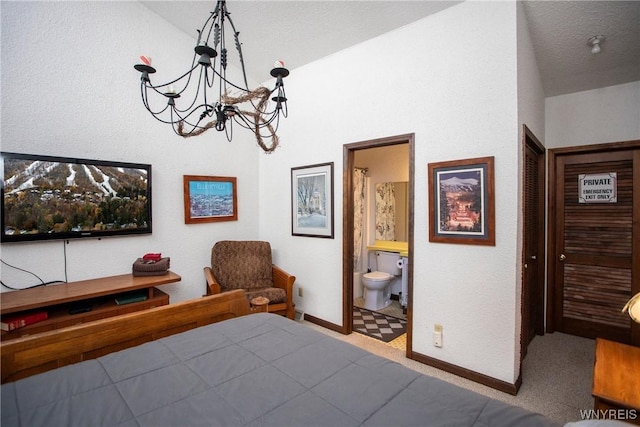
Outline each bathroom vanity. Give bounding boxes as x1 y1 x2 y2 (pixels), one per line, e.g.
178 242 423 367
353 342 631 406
366 240 408 257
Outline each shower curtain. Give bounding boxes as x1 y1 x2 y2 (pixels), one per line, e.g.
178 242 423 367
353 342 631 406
375 182 396 241
353 168 367 271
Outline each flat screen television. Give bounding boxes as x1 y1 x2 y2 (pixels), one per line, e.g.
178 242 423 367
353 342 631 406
1 152 152 243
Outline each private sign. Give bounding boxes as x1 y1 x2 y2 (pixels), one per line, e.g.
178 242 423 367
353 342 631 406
578 172 617 203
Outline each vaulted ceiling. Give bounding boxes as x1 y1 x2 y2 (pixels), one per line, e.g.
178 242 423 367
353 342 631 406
142 1 640 97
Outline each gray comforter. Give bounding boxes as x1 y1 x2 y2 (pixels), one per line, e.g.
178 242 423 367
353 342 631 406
1 313 559 426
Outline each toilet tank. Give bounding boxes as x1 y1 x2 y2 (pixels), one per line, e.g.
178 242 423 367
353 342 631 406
376 251 401 275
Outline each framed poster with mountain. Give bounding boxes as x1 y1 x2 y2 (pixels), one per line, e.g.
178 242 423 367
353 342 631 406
428 156 495 245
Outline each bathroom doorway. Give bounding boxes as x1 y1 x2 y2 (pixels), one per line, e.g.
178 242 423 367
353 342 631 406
342 134 414 355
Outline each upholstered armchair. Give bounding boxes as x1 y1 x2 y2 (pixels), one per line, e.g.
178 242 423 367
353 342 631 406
203 240 296 319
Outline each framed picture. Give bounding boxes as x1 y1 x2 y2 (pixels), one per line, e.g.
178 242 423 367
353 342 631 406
291 162 334 238
183 175 237 224
428 156 495 245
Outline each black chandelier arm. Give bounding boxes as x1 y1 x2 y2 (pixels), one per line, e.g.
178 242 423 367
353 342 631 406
239 92 283 116
239 106 282 129
219 73 288 115
207 61 218 91
178 68 225 117
205 64 255 95
231 109 282 139
224 116 233 142
271 84 288 118
229 112 256 131
224 12 251 91
238 80 287 116
263 109 283 128
245 100 286 120
143 90 216 129
197 0 251 92
140 84 173 118
172 103 222 129
200 3 222 46
145 68 212 119
144 62 200 97
279 100 289 118
175 67 212 115
221 86 271 112
238 112 279 153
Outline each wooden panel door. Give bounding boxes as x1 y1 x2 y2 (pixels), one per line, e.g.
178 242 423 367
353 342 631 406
549 142 639 344
522 126 545 354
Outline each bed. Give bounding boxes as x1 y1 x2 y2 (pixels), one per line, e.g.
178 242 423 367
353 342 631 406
1 290 559 427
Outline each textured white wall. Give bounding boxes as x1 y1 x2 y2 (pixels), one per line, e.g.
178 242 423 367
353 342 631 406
545 81 640 148
0 2 261 302
517 2 546 143
258 1 522 383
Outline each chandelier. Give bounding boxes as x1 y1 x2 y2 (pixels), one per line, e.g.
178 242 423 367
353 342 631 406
134 0 289 153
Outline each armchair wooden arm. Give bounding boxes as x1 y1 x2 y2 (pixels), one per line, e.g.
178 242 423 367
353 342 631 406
203 265 296 319
204 266 221 295
272 265 296 320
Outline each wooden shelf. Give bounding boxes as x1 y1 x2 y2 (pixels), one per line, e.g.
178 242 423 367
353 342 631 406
1 272 180 341
1 271 180 315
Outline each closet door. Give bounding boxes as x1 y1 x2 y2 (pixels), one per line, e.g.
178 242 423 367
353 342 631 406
522 127 545 354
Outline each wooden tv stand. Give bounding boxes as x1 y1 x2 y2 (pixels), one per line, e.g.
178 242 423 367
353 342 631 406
0 272 181 341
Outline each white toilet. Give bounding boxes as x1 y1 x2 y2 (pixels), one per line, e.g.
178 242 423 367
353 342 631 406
362 251 401 311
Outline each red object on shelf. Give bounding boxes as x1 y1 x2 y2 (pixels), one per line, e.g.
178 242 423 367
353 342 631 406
142 253 162 262
1 311 48 331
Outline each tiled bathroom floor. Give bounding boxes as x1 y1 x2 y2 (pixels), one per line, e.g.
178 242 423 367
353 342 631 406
353 306 406 343
353 297 407 348
354 297 406 320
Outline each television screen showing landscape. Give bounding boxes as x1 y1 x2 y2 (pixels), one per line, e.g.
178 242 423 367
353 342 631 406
1 152 152 242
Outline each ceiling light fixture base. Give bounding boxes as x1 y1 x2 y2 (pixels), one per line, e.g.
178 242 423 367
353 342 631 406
588 35 604 54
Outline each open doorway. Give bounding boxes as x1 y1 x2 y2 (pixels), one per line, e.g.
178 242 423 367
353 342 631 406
343 133 415 355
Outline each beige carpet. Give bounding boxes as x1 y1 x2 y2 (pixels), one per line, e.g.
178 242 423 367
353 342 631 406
303 318 595 426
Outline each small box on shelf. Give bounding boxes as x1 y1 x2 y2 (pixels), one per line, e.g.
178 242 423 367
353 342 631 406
115 291 149 306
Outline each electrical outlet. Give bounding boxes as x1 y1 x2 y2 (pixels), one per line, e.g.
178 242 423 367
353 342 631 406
298 287 303 297
433 324 443 347
433 332 442 347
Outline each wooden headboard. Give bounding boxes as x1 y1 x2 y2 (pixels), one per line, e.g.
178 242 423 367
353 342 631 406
1 290 250 383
